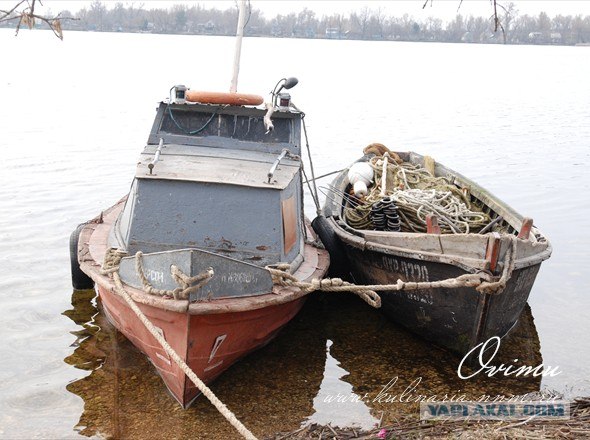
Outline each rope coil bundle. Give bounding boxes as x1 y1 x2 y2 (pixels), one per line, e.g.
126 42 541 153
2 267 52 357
370 196 401 232
344 152 492 234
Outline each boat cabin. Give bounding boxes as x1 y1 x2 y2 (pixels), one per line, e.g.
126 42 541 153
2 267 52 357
110 102 304 268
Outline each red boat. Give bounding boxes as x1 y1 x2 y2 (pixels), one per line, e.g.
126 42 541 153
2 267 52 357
71 85 329 408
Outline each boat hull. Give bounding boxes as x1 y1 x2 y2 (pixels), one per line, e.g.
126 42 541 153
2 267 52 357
78 199 329 408
343 243 540 355
320 151 551 357
98 284 305 407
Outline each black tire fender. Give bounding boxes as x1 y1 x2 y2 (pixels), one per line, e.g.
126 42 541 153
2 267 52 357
311 215 351 279
70 223 95 290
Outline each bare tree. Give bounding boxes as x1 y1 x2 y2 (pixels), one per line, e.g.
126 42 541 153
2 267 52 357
329 13 346 38
423 0 505 39
0 0 76 39
499 2 518 43
351 6 371 39
3 0 590 46
447 14 466 41
424 16 443 41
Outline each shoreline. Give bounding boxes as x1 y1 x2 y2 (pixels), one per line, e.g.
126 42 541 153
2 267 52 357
0 27 588 49
270 396 590 439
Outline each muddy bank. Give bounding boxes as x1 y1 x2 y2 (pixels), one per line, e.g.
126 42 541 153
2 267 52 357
270 397 590 439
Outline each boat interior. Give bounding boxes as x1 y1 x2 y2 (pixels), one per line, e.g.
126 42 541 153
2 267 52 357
324 151 551 271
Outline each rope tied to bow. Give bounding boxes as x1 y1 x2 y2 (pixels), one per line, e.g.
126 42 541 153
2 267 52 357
100 249 214 300
266 235 517 302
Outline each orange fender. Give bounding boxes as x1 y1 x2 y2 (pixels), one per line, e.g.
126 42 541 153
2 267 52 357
185 90 264 106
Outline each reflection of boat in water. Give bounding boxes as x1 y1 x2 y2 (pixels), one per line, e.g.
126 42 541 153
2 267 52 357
316 148 551 356
63 288 542 436
323 296 542 423
304 339 380 430
63 289 327 438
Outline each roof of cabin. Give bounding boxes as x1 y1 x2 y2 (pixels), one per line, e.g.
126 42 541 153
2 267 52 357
136 144 300 189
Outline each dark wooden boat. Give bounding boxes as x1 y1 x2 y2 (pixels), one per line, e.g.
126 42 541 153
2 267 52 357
71 93 328 408
317 151 551 356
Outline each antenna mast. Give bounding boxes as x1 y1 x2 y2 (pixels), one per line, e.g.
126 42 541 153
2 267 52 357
230 0 247 93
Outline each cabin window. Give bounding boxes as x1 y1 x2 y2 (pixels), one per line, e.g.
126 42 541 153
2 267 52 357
282 196 297 254
160 111 292 144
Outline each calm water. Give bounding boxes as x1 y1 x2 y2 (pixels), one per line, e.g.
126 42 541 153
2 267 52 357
1 29 589 439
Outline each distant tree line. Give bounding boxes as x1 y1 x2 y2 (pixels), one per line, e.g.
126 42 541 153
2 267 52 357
2 1 590 45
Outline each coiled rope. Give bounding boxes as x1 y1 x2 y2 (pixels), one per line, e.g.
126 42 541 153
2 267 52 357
344 156 491 233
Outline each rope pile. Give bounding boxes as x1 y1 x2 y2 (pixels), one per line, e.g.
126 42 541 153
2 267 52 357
344 155 491 234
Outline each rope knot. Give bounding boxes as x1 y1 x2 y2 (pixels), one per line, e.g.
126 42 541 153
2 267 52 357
100 247 127 275
309 278 322 291
318 278 344 289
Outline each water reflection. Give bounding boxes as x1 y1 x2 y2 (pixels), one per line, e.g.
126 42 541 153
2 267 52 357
305 340 379 430
63 289 327 439
63 290 541 439
322 296 542 424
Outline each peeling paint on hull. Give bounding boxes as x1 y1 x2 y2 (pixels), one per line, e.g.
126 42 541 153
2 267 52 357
344 236 542 356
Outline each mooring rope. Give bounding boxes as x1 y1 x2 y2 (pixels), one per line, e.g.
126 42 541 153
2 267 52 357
267 239 514 299
135 251 214 300
476 234 517 295
99 250 257 440
266 263 382 308
101 249 214 300
268 235 516 297
111 271 258 440
102 234 516 309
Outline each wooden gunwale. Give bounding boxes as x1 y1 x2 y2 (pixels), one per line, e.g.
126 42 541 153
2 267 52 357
325 152 552 273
